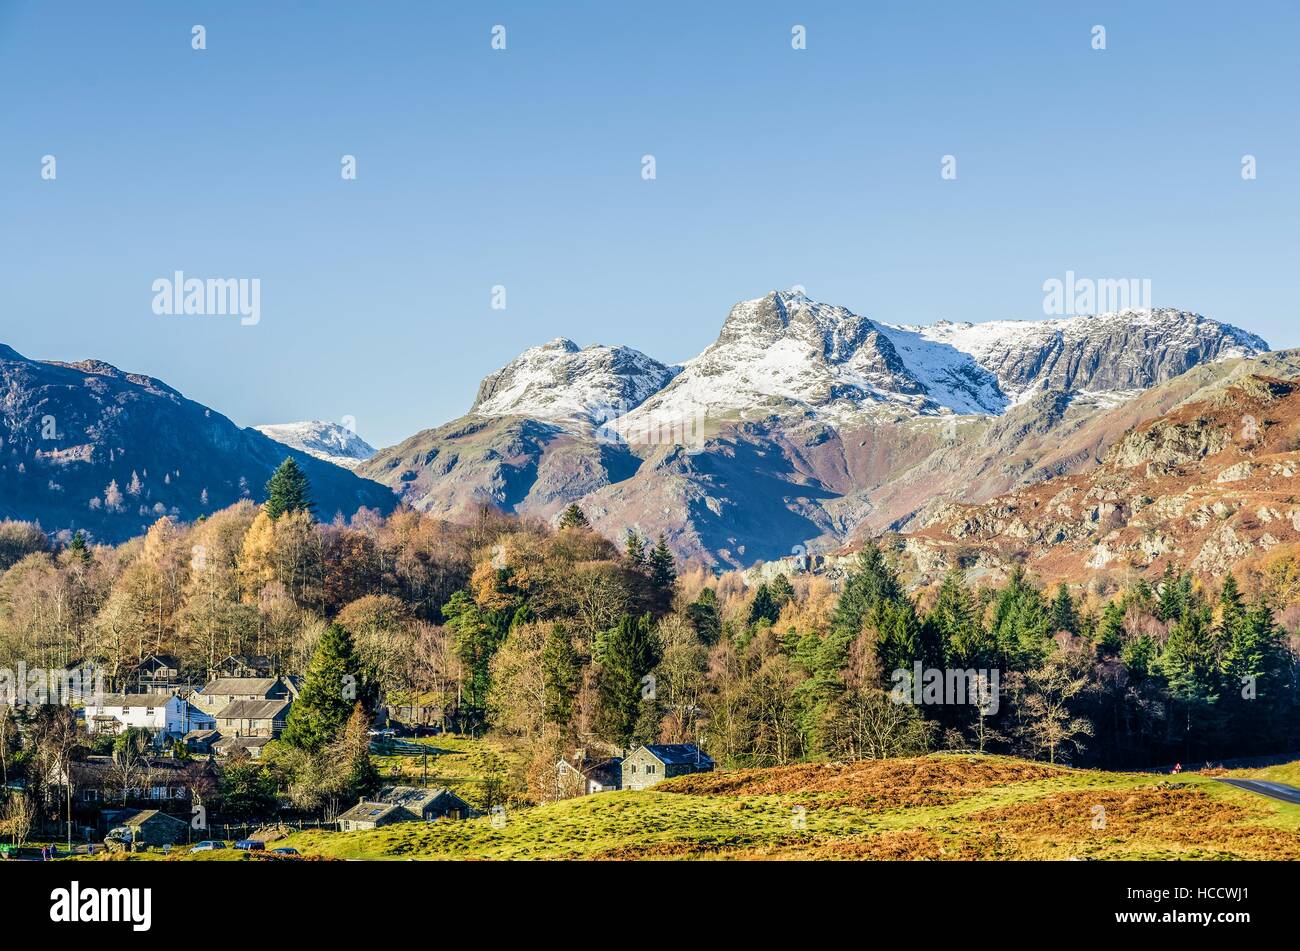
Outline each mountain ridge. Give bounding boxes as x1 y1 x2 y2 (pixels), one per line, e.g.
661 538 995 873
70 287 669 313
359 292 1269 566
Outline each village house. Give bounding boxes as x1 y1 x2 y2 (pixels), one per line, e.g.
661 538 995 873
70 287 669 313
210 653 276 679
620 744 715 791
133 654 184 689
336 801 405 832
555 751 622 798
336 785 474 831
190 676 296 716
82 692 216 739
212 735 274 758
213 698 290 739
61 755 215 811
182 729 220 755
111 809 189 847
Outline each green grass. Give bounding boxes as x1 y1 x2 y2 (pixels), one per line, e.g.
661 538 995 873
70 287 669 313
369 733 528 810
271 754 1300 861
75 752 1300 862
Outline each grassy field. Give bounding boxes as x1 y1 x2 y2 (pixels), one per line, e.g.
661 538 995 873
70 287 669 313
368 733 529 811
91 752 1300 862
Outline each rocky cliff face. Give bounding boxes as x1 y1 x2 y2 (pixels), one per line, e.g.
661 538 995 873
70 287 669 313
902 366 1300 585
0 345 394 542
358 292 1271 567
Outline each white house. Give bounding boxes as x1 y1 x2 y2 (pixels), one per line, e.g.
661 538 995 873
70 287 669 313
83 692 216 738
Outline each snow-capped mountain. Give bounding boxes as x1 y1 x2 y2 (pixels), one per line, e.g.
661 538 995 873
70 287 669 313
0 346 393 543
623 292 1266 428
360 291 1273 566
907 308 1269 405
254 421 377 470
471 338 679 424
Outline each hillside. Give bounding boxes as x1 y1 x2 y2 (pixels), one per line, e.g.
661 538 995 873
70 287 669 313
359 293 1269 567
128 754 1300 861
904 369 1300 585
0 344 394 541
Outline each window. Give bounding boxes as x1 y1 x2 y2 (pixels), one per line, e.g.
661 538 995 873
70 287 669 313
627 764 636 774
646 764 656 774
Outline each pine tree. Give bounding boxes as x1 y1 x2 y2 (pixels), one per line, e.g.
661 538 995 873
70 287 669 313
928 571 991 668
67 531 90 564
989 568 1053 666
686 589 722 645
1156 564 1185 621
264 457 314 520
281 622 366 753
648 535 676 594
832 542 904 640
1096 600 1126 656
1216 574 1246 645
595 613 660 745
747 584 780 626
768 574 795 611
1050 583 1080 635
442 590 508 711
541 624 580 727
557 503 590 530
624 529 646 570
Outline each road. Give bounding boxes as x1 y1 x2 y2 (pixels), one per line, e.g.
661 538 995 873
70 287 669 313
1215 777 1300 805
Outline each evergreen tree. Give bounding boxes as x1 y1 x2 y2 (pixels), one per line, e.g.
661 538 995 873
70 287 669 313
1096 600 1126 656
557 503 590 530
989 568 1053 666
1160 605 1221 756
874 598 924 676
1215 574 1247 646
686 588 722 645
624 529 646 570
769 574 796 611
1050 582 1080 635
541 624 581 727
281 622 366 753
595 613 660 745
1121 633 1158 681
442 590 508 711
747 584 780 626
264 457 314 520
1156 564 1185 621
648 535 676 594
832 542 904 640
67 531 90 564
631 693 663 746
928 571 991 668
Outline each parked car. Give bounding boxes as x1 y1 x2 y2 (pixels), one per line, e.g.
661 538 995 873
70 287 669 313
234 839 265 851
190 840 226 853
270 846 300 857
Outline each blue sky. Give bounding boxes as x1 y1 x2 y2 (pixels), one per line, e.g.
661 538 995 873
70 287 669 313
2 1 1298 448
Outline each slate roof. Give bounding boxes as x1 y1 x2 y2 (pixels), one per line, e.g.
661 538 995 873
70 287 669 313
213 735 273 751
200 678 280 697
637 744 715 768
87 693 176 709
336 801 402 824
215 699 290 720
118 809 187 827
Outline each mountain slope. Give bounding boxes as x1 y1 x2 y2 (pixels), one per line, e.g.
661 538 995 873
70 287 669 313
254 421 377 470
902 363 1300 585
0 344 395 541
359 293 1270 566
